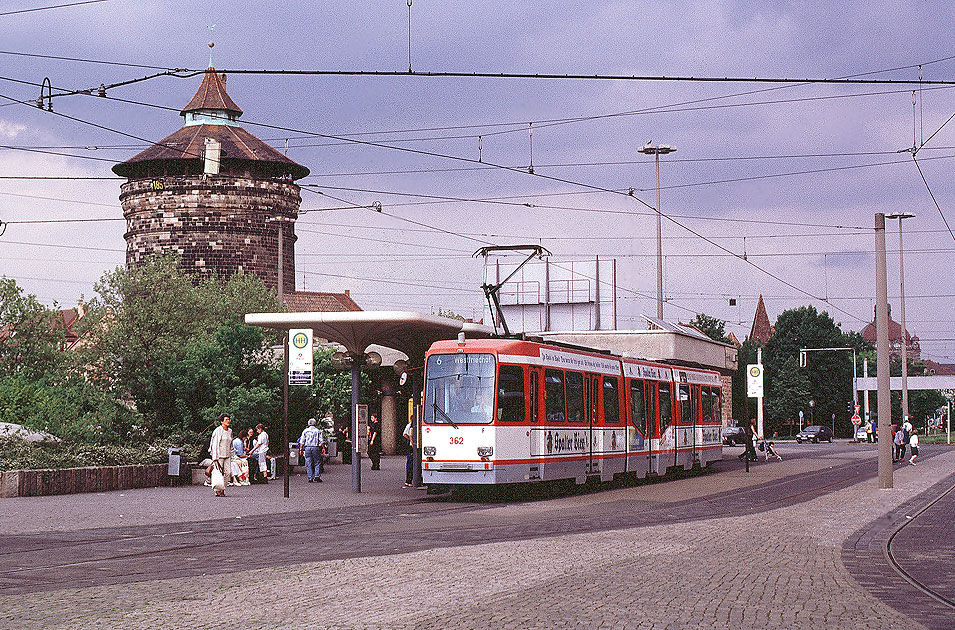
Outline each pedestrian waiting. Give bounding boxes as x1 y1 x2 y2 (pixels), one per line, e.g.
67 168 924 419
908 429 919 465
298 418 326 483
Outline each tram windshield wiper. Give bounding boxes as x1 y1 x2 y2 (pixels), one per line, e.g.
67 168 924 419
432 401 459 429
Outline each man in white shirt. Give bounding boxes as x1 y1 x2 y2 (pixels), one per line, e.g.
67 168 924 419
248 423 270 484
209 413 233 496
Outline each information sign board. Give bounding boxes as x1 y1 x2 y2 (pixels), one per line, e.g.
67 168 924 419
747 364 764 398
288 328 313 386
356 404 369 454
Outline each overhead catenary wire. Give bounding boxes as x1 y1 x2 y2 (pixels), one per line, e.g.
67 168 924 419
0 87 870 321
2 63 940 324
0 0 109 17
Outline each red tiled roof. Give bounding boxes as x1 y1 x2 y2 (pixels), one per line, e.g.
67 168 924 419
181 68 242 116
284 291 362 313
112 123 309 180
923 360 955 376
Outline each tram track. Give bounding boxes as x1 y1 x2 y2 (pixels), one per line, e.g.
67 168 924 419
883 481 955 611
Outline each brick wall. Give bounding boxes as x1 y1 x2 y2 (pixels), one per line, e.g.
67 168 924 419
0 464 169 498
120 175 301 292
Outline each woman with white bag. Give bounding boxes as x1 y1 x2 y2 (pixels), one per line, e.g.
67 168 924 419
209 413 233 497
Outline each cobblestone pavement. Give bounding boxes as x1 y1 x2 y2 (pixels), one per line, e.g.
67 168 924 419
1 446 952 630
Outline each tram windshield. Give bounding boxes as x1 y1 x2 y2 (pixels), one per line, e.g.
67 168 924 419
424 353 496 425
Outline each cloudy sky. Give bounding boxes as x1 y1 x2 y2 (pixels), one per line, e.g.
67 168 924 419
2 1 954 361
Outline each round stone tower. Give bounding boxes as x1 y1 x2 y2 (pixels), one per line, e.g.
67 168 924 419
113 68 309 295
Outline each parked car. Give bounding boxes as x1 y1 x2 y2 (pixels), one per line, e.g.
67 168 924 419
855 426 868 441
721 426 747 446
796 425 833 443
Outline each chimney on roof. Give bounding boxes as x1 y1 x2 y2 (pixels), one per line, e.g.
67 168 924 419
219 73 226 87
203 137 221 175
344 290 350 297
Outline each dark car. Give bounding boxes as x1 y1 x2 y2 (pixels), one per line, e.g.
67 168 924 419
721 426 747 446
796 425 833 444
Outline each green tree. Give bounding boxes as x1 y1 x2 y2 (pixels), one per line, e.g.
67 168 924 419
80 254 284 438
763 306 871 437
684 313 731 344
0 278 64 377
764 356 811 435
732 338 759 424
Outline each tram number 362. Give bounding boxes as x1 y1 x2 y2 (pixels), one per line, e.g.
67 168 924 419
449 436 464 445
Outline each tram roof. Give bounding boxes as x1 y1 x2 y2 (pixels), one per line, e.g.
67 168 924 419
244 310 494 365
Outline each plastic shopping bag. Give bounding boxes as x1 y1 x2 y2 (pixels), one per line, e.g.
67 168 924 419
211 465 226 491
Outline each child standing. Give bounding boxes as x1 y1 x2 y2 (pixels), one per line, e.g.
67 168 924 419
908 429 919 465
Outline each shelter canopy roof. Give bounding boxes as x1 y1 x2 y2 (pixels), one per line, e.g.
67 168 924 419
244 310 494 365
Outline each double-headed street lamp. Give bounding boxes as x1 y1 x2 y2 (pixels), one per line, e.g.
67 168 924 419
638 142 676 320
886 212 915 425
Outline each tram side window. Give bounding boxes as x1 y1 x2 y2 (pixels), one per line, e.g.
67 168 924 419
497 365 525 422
603 376 619 423
530 371 540 423
565 371 585 423
659 382 672 433
712 387 722 422
646 382 657 435
544 369 566 422
701 387 712 422
629 379 646 434
679 385 691 424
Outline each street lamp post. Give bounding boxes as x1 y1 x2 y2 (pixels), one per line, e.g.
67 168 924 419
638 142 676 320
886 212 915 426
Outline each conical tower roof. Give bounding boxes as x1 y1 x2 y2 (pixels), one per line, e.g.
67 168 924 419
180 67 243 117
112 68 308 180
749 294 774 344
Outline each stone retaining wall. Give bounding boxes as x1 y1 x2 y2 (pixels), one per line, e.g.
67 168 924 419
0 464 170 498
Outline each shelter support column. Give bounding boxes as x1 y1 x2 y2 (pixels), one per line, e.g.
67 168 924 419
381 375 398 455
351 362 361 493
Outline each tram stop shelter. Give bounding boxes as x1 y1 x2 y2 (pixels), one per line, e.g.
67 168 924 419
244 310 494 495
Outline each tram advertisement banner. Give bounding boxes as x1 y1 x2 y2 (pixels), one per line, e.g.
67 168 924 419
538 349 621 375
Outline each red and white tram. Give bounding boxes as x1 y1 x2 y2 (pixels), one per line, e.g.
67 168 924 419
421 336 724 487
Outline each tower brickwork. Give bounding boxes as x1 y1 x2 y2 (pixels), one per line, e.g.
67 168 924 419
114 68 308 294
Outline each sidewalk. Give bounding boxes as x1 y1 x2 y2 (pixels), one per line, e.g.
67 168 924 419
0 455 419 535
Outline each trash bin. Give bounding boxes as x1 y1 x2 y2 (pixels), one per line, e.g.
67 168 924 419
288 443 300 467
167 447 182 477
326 436 338 459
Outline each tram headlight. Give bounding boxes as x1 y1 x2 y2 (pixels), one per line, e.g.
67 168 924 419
477 446 494 458
423 446 436 457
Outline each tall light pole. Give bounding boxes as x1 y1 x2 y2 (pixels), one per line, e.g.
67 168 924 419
638 142 676 320
886 212 915 425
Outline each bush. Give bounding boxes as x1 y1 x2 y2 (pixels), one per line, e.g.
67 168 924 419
0 436 203 471
0 375 140 444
